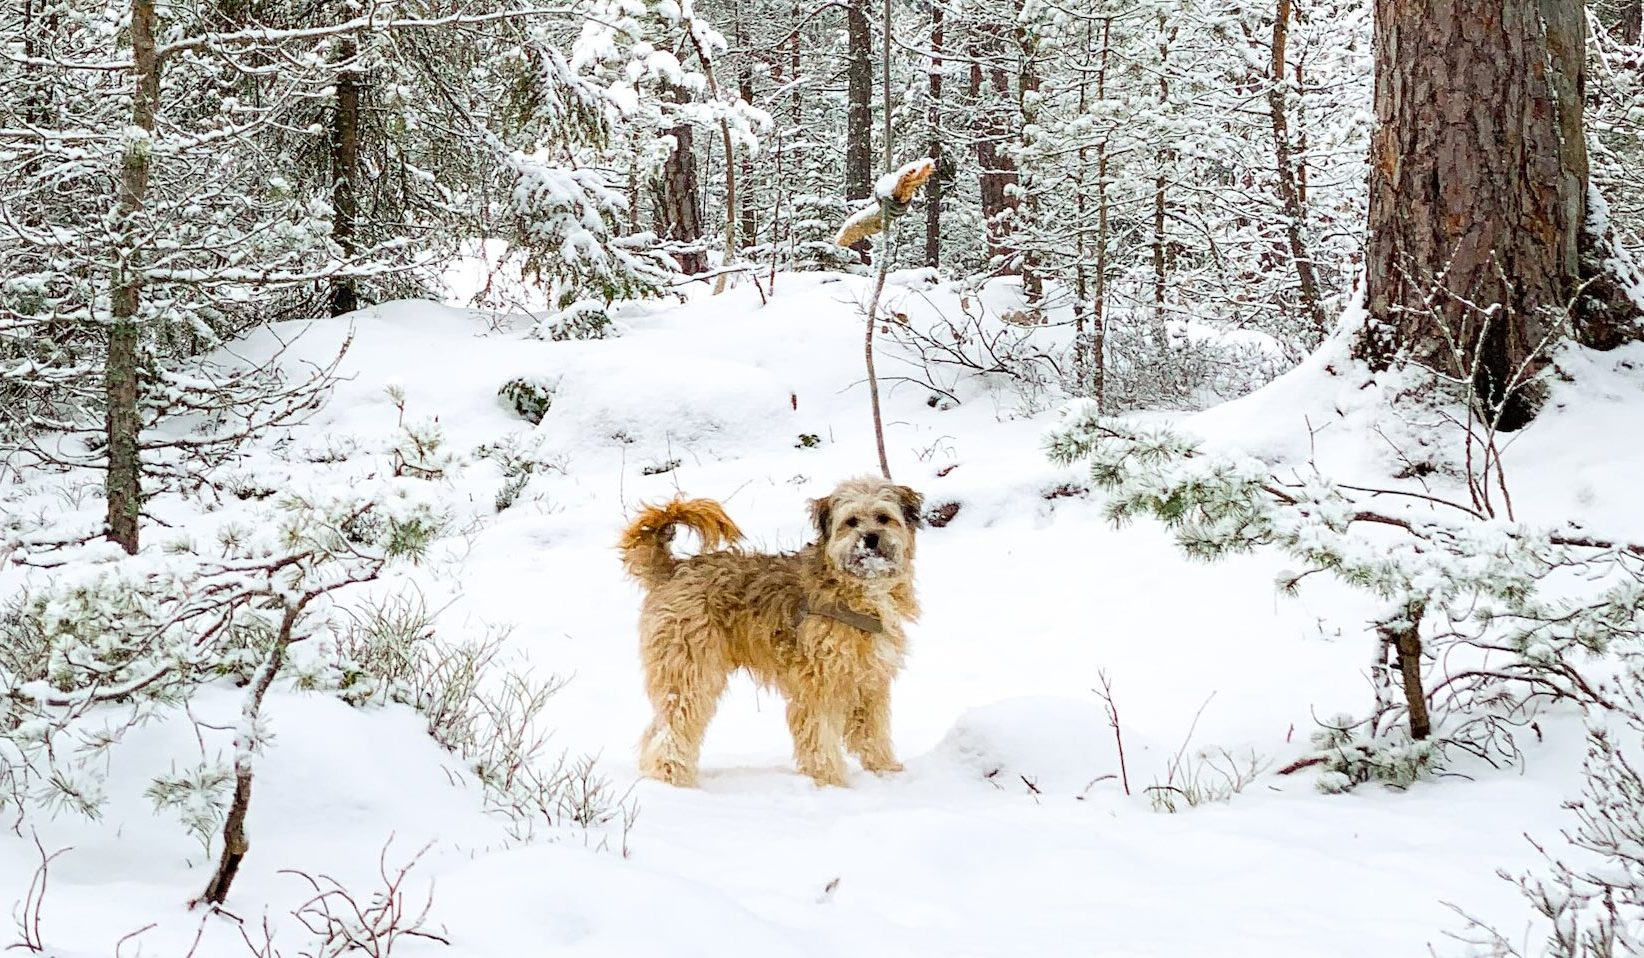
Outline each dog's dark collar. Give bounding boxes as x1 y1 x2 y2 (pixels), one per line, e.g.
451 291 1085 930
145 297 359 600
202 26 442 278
796 599 884 634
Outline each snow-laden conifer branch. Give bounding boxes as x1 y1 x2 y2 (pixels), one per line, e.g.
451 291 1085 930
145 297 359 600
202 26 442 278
1048 406 1644 790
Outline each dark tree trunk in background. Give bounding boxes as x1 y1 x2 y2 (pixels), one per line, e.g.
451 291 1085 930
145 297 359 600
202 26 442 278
738 61 756 250
1615 0 1641 42
1359 0 1641 430
1262 0 1328 341
924 2 943 269
661 86 708 275
106 0 161 555
970 24 1020 272
846 0 874 261
328 37 361 316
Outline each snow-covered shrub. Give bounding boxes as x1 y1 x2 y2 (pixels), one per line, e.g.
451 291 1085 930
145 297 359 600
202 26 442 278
784 195 862 272
1146 747 1269 813
287 838 447 957
1308 720 1436 794
1451 665 1644 957
1098 320 1288 412
474 432 562 512
497 377 555 425
0 484 446 831
889 294 1285 416
324 590 631 842
535 301 619 342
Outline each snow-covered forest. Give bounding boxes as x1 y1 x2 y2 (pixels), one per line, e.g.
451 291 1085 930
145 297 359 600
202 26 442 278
2 0 1644 952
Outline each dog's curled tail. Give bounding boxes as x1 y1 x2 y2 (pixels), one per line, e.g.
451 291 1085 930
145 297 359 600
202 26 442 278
619 498 744 588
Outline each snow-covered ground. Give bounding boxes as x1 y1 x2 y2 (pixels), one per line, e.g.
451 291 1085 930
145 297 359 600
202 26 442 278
5 270 1638 956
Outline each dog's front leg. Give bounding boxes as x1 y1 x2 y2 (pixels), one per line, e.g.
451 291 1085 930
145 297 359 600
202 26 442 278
846 681 903 774
785 695 849 787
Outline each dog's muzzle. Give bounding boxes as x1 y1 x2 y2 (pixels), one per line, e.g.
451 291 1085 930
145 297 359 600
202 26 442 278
845 534 898 578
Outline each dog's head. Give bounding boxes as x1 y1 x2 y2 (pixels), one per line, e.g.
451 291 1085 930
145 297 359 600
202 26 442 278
809 477 923 581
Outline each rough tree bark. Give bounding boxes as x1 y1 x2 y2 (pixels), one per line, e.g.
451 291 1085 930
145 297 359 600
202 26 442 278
661 84 708 276
106 0 161 555
1359 0 1642 430
328 36 361 317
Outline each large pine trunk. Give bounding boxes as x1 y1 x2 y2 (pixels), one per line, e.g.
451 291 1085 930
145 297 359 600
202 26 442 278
1359 0 1639 429
106 0 161 555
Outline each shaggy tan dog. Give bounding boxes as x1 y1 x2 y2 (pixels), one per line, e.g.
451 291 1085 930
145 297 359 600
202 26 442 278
619 477 923 787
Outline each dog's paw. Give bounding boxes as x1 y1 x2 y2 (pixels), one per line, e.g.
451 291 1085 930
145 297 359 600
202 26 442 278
864 760 905 776
798 765 849 788
641 758 698 788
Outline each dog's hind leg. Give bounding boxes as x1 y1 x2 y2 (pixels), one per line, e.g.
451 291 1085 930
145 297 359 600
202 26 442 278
637 630 728 788
785 694 849 787
845 681 903 775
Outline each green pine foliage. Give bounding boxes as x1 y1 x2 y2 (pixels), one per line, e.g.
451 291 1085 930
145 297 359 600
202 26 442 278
1047 399 1644 791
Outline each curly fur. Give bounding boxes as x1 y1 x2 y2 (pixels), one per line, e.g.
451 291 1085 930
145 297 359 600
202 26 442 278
619 477 924 787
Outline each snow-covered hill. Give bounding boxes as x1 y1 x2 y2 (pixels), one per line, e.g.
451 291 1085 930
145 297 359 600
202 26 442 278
5 271 1637 956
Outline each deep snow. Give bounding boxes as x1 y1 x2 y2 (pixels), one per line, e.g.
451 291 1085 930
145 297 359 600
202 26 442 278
4 269 1637 956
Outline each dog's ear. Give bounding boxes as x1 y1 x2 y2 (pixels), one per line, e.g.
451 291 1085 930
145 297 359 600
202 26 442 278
809 495 833 541
894 485 925 528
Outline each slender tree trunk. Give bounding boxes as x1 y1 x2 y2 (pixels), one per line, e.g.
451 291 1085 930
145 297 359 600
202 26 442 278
970 25 1021 271
1378 600 1430 741
845 0 874 198
681 27 739 293
790 1 803 132
1358 0 1639 429
661 85 708 275
1092 17 1111 412
1073 17 1111 409
1262 0 1328 340
845 0 875 262
738 59 756 251
628 152 640 233
197 598 306 906
328 36 361 317
1151 17 1176 343
106 0 161 555
924 3 943 269
1014 3 1043 309
1294 48 1308 208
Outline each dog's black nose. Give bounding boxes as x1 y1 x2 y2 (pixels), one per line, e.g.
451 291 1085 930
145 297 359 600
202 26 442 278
863 532 880 550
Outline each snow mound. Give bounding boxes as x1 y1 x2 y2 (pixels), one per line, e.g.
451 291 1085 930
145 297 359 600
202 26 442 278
543 350 790 461
930 697 1115 795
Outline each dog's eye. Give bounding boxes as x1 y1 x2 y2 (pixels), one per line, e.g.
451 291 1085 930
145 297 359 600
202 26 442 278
876 513 892 524
844 517 859 528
